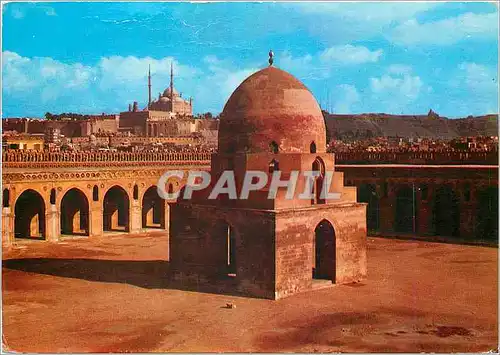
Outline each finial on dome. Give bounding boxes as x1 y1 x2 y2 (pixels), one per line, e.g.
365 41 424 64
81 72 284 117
268 50 274 66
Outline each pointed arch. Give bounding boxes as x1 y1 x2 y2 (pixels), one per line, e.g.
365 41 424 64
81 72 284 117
14 189 46 239
312 157 326 205
313 219 336 282
103 185 130 232
142 185 165 229
60 188 89 236
310 141 317 153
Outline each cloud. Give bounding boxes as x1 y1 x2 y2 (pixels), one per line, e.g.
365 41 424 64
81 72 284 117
369 66 430 113
332 84 360 114
7 3 57 19
446 62 499 114
292 3 438 24
319 45 382 65
1 51 258 116
288 2 440 44
195 56 258 112
387 64 413 75
277 45 382 82
3 51 95 96
11 7 25 19
459 62 498 93
389 12 498 46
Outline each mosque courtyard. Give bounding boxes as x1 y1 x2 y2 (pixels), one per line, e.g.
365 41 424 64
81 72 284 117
2 231 497 353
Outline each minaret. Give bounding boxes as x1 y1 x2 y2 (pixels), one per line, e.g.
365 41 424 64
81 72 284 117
170 62 174 114
148 65 152 109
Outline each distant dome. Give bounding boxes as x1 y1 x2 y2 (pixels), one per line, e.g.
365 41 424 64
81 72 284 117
163 87 179 97
218 66 326 154
159 96 171 102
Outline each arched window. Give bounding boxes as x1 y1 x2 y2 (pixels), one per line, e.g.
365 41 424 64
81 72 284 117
310 141 317 153
312 157 325 205
93 185 99 201
133 185 139 200
3 188 10 208
50 188 56 205
268 159 280 173
167 184 174 194
269 141 279 154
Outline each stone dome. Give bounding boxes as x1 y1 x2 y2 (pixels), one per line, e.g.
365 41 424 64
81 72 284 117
218 66 326 154
163 87 179 98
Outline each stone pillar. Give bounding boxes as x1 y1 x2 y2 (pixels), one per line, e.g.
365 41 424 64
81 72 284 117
89 200 103 238
73 211 83 234
146 207 154 227
164 201 171 230
130 200 142 234
111 209 119 230
46 204 60 242
2 207 14 246
30 214 39 237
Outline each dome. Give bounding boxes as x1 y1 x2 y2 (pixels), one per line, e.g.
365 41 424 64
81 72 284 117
163 87 179 98
218 66 326 154
159 96 171 102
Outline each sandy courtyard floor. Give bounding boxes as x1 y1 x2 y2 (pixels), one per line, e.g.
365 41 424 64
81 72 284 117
2 232 498 353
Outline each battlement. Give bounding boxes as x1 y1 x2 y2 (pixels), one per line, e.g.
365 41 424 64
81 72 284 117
334 151 498 165
2 150 212 168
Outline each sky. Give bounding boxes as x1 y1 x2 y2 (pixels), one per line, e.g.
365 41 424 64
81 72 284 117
2 1 499 118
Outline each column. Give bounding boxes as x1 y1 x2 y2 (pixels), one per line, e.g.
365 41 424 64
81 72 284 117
130 199 142 234
45 204 60 242
89 199 103 238
2 207 14 247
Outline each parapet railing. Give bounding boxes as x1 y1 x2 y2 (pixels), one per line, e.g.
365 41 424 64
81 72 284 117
2 151 212 169
2 150 498 169
334 151 498 165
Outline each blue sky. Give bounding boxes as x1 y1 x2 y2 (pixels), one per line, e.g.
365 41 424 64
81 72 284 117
2 2 498 118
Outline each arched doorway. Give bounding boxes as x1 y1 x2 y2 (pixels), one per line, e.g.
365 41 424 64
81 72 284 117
14 189 46 239
142 186 165 229
312 157 325 204
60 188 89 236
476 186 498 241
358 184 380 232
313 219 336 282
103 186 130 232
433 185 460 237
395 185 416 233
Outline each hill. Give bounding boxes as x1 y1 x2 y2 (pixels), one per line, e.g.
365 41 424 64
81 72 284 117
324 112 498 140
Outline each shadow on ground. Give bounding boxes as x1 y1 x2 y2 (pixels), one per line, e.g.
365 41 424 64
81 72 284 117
3 258 170 289
3 258 249 298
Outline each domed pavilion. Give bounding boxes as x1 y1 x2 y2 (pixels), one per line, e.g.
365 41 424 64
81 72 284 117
169 54 367 299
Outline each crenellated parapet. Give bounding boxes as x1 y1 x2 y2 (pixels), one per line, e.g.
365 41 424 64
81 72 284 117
2 151 212 169
335 150 498 165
